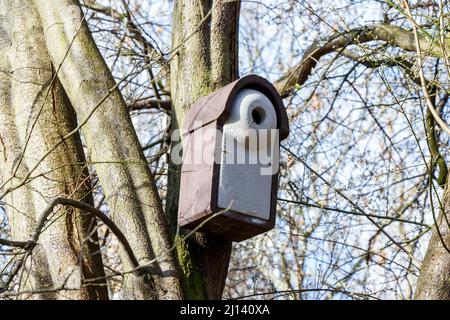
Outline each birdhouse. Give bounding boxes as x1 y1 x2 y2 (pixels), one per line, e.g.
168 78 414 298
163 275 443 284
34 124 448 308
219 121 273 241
178 74 289 241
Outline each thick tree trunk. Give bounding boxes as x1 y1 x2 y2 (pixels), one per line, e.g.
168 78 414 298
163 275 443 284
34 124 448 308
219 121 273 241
168 0 240 299
33 0 182 299
0 1 55 299
0 0 107 299
414 183 450 299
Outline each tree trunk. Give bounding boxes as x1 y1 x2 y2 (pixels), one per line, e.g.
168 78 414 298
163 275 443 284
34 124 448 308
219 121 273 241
33 0 182 299
0 1 55 299
0 0 107 299
168 0 240 299
414 182 450 299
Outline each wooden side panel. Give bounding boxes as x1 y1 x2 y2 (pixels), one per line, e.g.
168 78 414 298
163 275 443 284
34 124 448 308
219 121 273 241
178 121 219 226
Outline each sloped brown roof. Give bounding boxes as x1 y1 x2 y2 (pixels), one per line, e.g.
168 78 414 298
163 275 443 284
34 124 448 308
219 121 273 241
183 74 289 140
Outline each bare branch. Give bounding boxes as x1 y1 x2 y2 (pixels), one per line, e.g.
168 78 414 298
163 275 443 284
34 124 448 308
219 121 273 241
31 197 141 271
0 197 145 293
128 98 171 112
275 23 448 97
0 238 28 249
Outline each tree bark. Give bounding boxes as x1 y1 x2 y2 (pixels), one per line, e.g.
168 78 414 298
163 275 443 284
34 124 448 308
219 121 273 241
0 1 55 299
168 0 240 299
33 0 182 299
0 0 107 299
414 182 450 299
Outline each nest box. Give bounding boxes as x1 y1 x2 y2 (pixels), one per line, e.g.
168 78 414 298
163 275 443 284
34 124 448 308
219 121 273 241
178 74 289 241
